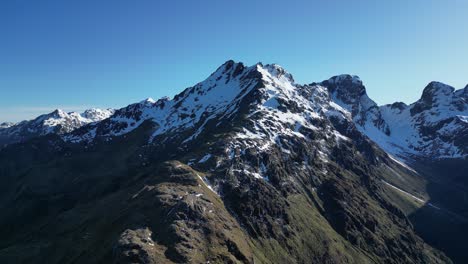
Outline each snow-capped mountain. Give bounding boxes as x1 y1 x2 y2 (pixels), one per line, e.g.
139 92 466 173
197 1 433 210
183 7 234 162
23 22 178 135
320 75 391 136
0 60 465 263
65 61 367 170
80 108 116 122
68 63 331 138
60 61 466 161
0 122 14 129
0 108 114 146
2 61 466 161
322 76 468 159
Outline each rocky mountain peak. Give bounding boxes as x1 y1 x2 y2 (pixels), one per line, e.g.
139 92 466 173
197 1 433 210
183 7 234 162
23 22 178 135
389 102 408 111
327 74 362 84
458 84 468 99
81 108 115 122
420 81 455 105
261 63 295 84
324 74 363 93
140 97 156 104
211 60 246 80
411 81 466 117
318 74 390 135
50 109 68 118
321 74 367 110
66 60 264 143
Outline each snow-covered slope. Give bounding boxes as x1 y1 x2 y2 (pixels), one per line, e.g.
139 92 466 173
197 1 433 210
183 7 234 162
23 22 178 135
81 108 116 122
0 108 114 146
322 78 468 159
226 65 355 163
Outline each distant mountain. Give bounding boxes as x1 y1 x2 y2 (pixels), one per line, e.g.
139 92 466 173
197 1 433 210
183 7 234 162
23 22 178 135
0 108 114 147
320 76 468 159
0 122 14 129
0 61 466 263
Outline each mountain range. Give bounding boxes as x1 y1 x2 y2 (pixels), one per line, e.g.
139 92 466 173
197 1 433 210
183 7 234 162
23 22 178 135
0 108 114 147
0 60 466 263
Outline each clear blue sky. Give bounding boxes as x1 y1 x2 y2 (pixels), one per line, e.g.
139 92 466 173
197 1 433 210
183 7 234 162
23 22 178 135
1 0 467 122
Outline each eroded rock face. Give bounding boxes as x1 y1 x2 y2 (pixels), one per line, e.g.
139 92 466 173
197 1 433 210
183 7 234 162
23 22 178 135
114 228 158 264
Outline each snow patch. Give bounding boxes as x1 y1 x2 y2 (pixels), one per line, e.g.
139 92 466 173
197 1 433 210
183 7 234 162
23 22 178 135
198 154 212 163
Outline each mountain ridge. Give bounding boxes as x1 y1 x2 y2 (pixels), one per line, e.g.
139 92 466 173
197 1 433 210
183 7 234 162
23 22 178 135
2 61 466 160
0 108 114 147
0 60 465 263
57 61 467 160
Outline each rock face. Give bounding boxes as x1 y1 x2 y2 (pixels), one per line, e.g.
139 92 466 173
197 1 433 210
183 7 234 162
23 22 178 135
0 108 114 147
0 61 464 263
321 75 388 133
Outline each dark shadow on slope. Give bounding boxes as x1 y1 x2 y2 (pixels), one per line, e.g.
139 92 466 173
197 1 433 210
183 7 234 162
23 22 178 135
409 201 468 264
409 158 468 264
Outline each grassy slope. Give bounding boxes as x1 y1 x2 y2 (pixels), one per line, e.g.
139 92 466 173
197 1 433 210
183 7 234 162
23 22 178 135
0 121 454 263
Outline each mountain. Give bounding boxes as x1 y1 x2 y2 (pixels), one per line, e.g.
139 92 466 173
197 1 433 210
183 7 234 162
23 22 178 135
319 76 468 159
3 64 466 162
0 108 115 147
0 122 14 129
0 60 465 263
318 75 468 263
